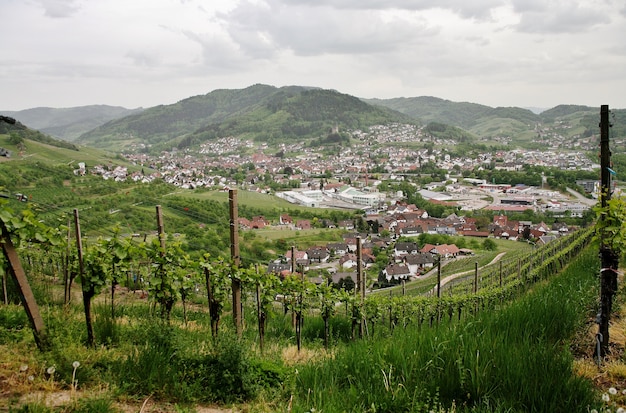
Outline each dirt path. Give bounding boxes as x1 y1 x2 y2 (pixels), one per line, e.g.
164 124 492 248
427 252 508 296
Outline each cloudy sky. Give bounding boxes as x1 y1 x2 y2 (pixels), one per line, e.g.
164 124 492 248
1 0 625 111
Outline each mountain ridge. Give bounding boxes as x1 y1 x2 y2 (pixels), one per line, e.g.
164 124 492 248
2 85 624 154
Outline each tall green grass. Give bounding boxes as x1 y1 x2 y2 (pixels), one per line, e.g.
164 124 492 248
291 246 601 412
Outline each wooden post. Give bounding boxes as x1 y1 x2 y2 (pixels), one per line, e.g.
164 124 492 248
0 220 48 350
2 264 7 305
255 265 265 353
229 189 242 336
356 237 362 297
474 262 478 294
64 218 71 304
156 205 166 253
74 208 94 347
597 104 618 359
356 236 365 337
436 257 441 298
499 260 503 288
289 245 296 327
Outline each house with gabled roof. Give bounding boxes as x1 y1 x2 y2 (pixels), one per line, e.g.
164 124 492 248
327 242 348 255
307 246 330 263
238 217 252 229
404 253 436 275
382 263 412 281
394 241 419 257
296 220 311 230
285 249 308 262
538 235 558 245
339 253 359 269
397 224 424 237
493 215 508 227
279 214 293 226
251 216 269 229
420 243 460 258
267 263 291 274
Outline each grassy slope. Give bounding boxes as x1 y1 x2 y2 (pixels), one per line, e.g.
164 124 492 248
293 245 601 412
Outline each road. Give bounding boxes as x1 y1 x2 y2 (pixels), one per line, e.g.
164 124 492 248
566 187 597 207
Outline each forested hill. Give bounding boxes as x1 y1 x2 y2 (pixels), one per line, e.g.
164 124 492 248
76 84 414 152
364 96 495 129
366 97 626 144
1 105 143 142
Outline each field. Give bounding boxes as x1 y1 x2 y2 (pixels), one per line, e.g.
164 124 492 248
0 225 621 412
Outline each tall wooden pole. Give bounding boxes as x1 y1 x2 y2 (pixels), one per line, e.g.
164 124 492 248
436 257 441 298
156 205 166 252
0 220 48 350
356 236 364 337
597 104 618 359
64 217 72 304
74 208 94 347
229 189 242 336
474 262 479 294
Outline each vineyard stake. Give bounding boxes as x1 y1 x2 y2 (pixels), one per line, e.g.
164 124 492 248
74 208 94 347
229 189 242 336
0 220 48 350
597 104 619 359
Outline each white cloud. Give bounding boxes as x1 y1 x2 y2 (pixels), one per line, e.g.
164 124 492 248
0 0 625 110
34 0 81 18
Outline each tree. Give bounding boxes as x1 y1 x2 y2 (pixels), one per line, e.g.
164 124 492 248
482 238 497 251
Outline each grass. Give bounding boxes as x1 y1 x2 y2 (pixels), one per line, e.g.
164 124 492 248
291 245 602 412
0 135 126 169
0 229 613 412
185 188 326 213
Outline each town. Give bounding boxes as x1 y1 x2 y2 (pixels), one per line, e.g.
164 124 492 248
76 122 601 289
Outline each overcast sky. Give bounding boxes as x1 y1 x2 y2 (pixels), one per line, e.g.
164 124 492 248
1 0 625 111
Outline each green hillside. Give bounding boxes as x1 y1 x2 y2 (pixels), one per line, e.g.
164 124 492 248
77 85 414 153
0 105 143 141
0 117 78 151
364 96 493 129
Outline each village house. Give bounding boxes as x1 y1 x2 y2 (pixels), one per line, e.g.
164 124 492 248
404 253 436 275
251 216 270 229
338 253 359 269
331 272 358 290
307 246 330 263
420 243 460 259
296 220 311 230
279 214 294 226
327 242 348 256
394 241 419 258
285 249 308 262
382 263 412 282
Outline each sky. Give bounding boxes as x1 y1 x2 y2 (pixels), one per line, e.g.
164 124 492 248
1 0 625 111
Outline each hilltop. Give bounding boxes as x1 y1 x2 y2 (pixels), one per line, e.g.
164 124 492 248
75 85 416 152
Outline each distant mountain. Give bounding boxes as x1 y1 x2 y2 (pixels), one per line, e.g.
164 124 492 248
77 84 416 152
364 96 494 129
364 97 626 145
0 105 143 141
6 86 625 154
0 116 78 151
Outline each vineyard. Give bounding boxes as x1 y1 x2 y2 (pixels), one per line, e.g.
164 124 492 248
0 195 608 412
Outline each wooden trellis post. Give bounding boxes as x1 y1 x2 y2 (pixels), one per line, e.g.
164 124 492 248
1 220 48 350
